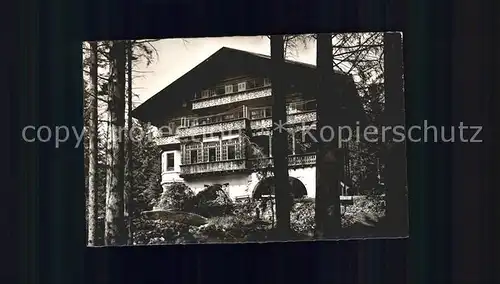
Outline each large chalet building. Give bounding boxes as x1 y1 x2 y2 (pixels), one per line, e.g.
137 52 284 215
132 47 365 201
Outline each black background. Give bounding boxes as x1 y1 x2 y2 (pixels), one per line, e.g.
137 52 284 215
6 0 497 283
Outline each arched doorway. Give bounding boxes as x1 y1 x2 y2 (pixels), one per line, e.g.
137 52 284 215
252 176 308 199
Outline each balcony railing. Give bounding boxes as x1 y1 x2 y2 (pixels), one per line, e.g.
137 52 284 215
159 106 249 138
248 99 316 120
249 153 317 169
288 153 316 166
194 78 271 100
177 106 249 137
192 88 272 110
249 100 317 130
180 159 247 176
190 106 246 126
160 100 317 138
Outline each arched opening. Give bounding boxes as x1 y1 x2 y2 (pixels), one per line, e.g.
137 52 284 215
252 176 308 199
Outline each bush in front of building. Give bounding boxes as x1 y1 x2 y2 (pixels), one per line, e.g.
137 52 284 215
156 182 195 211
189 184 234 217
290 198 315 237
132 218 199 245
134 182 387 244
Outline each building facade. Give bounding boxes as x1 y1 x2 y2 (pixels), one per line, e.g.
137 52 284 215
132 47 366 201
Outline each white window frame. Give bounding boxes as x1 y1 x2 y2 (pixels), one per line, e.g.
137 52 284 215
237 82 247 92
166 152 175 172
161 152 167 173
225 84 234 94
201 90 210 98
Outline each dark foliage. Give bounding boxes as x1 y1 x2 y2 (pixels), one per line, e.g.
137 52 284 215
189 184 234 217
156 182 195 211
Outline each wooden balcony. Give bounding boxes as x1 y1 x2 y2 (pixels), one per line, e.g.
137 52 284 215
249 153 317 169
192 87 272 110
161 99 316 139
192 78 272 110
249 111 317 130
249 100 317 130
175 106 248 138
177 119 247 138
180 159 247 176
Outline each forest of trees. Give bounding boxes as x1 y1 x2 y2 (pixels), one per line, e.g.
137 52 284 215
83 32 406 246
83 39 164 245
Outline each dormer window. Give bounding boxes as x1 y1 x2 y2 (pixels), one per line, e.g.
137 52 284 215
237 82 247 92
225 84 234 94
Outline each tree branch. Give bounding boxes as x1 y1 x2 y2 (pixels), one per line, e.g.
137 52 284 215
83 69 111 82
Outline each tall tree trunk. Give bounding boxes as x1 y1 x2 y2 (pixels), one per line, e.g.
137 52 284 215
270 35 292 238
105 85 112 245
105 111 111 207
315 33 342 238
383 32 408 234
105 40 127 245
87 41 99 246
125 41 133 245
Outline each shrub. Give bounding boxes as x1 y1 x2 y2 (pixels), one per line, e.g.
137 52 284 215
342 196 385 228
132 216 199 245
290 198 315 236
288 196 386 235
232 198 258 217
156 182 194 211
190 184 234 217
197 215 271 243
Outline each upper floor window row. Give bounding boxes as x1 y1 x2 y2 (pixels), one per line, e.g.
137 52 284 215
195 77 271 99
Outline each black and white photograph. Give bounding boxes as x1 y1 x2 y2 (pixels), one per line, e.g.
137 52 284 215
83 32 408 246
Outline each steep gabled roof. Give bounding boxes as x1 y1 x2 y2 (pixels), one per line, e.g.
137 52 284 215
131 47 364 124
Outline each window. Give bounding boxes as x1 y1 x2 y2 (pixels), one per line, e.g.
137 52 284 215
225 85 233 94
166 153 175 171
190 150 199 164
247 79 256 89
180 117 191 128
250 135 270 157
237 82 247 92
203 142 220 162
168 121 177 133
208 148 216 162
287 102 300 114
223 113 235 121
201 90 210 98
222 138 240 160
264 78 271 86
227 145 236 159
215 86 225 95
185 142 202 164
